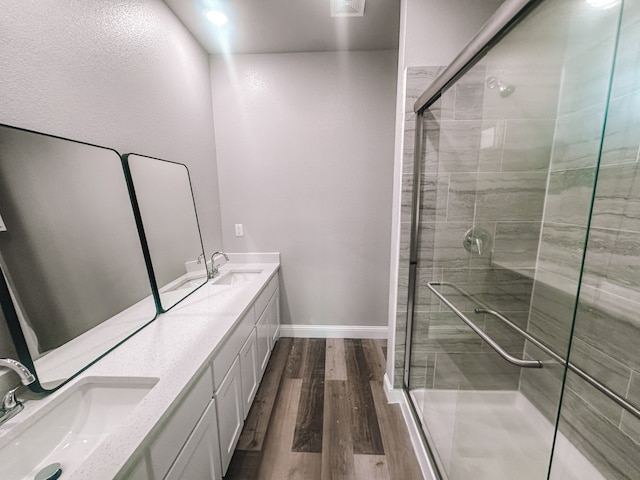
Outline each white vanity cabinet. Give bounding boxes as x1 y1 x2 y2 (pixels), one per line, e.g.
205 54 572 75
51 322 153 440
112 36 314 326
212 271 280 475
124 456 151 480
256 306 272 379
268 288 280 348
164 400 221 480
118 271 280 480
239 329 259 418
118 365 222 480
255 276 280 379
148 366 216 479
215 356 243 474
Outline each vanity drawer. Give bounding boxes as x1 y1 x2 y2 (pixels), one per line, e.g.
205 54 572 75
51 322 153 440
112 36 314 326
253 273 278 319
212 306 255 391
149 365 213 479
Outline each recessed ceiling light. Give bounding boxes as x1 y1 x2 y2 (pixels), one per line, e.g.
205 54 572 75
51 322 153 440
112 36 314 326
205 9 228 26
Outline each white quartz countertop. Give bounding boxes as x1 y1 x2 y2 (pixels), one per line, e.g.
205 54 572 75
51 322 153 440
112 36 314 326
0 254 280 480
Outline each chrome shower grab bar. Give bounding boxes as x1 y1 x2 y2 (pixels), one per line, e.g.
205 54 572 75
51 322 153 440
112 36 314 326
475 307 564 364
427 281 640 420
434 282 565 363
478 307 640 419
426 282 543 368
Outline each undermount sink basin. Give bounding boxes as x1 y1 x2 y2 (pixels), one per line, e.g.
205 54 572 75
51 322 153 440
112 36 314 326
0 376 157 480
212 270 262 286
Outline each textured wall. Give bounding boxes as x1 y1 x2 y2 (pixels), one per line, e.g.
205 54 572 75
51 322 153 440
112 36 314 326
0 0 222 388
210 51 397 328
0 0 222 255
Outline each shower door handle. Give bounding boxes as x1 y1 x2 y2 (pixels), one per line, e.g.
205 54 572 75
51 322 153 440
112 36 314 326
426 282 543 368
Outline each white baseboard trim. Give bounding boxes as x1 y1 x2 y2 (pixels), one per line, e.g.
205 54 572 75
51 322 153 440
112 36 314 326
383 373 404 404
278 324 388 339
383 374 437 480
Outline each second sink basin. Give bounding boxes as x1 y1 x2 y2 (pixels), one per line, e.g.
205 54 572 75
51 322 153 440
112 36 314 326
0 376 157 480
212 270 262 286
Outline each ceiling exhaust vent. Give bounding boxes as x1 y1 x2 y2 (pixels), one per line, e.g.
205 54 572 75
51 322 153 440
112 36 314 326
331 0 366 17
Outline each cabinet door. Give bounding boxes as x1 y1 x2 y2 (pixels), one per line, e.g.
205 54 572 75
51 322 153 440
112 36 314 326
215 356 243 475
120 455 150 480
268 289 280 348
256 307 271 379
165 400 222 480
239 328 259 419
149 366 213 479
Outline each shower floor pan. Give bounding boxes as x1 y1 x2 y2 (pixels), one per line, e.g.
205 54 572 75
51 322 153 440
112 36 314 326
410 389 605 480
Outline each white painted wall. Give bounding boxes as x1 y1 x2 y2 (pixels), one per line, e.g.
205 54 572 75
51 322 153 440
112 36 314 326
211 51 398 328
404 0 505 67
386 0 505 382
0 0 223 386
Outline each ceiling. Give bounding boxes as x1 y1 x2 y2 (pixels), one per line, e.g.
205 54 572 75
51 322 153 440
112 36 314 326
163 0 401 55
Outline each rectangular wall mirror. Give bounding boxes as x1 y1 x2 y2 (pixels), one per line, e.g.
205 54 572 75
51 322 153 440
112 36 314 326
123 154 208 312
0 125 157 391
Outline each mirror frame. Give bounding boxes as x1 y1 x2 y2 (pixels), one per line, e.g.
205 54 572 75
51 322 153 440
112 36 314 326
0 266 158 393
122 153 208 313
0 125 159 392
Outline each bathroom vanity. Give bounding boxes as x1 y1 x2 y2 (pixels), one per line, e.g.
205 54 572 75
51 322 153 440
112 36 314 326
0 254 280 480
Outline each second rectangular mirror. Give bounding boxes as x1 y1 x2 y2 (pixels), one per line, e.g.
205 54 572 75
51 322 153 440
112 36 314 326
123 153 208 312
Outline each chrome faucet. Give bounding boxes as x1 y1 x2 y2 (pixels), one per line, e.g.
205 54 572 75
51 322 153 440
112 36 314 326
196 253 205 264
209 252 229 279
0 358 35 426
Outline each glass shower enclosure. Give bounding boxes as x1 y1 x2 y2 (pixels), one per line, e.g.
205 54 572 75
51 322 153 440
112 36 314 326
401 0 640 478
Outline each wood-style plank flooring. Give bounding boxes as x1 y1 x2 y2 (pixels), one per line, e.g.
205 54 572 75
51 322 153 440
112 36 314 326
225 338 423 479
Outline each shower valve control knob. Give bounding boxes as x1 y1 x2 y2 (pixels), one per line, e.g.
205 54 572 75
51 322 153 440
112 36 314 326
462 227 492 256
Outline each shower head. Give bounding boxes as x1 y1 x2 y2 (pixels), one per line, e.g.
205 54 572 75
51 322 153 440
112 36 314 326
486 75 515 98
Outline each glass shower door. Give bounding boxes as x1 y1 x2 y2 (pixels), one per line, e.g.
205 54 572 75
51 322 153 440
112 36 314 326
405 0 622 478
550 1 640 478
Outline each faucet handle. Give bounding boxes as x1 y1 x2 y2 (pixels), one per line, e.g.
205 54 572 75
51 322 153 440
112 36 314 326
0 387 26 426
462 227 491 257
1 387 19 410
1 388 22 411
208 252 229 279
